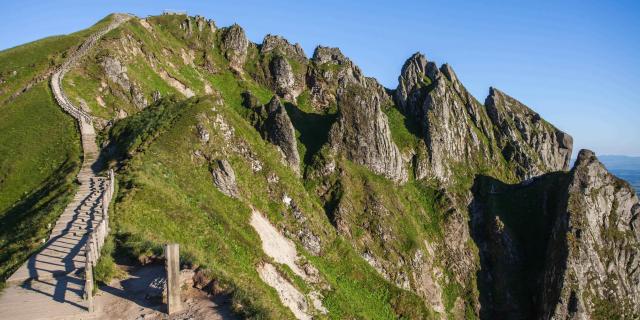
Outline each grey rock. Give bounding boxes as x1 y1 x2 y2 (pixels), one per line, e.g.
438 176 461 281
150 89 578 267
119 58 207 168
131 83 147 109
485 87 573 179
307 46 366 108
211 159 239 198
541 150 640 319
270 56 298 100
260 34 306 60
259 35 307 101
220 24 248 72
102 56 148 109
152 90 161 102
328 79 407 183
263 97 301 174
101 56 130 92
196 124 210 143
396 54 501 184
395 52 437 113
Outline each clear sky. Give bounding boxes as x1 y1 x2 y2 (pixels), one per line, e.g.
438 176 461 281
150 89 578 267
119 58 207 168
1 0 638 156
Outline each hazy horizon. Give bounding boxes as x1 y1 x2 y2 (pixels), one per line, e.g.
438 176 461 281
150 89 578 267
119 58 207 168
1 0 638 157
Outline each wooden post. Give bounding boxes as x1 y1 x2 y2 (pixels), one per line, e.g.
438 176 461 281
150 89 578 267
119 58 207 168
165 243 181 315
85 243 94 312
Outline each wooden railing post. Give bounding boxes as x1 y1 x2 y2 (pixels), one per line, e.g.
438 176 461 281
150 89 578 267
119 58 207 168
84 242 94 312
165 243 182 315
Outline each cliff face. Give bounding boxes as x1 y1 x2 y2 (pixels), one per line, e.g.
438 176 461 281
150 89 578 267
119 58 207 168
21 13 639 320
485 87 573 180
471 150 640 319
263 96 301 174
394 53 506 184
327 80 407 183
541 150 640 319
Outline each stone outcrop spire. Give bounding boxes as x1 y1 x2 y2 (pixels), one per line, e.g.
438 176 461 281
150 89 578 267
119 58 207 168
395 52 437 113
263 96 301 174
220 24 248 72
540 149 640 319
328 79 407 183
485 87 573 179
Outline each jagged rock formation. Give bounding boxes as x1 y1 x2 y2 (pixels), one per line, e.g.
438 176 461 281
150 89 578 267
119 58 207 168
395 53 504 184
263 97 301 174
220 24 248 72
248 35 308 101
7 12 639 320
261 35 306 58
270 56 297 100
328 80 407 183
471 150 640 319
541 150 640 319
211 159 239 198
100 56 147 109
307 46 365 109
485 87 573 179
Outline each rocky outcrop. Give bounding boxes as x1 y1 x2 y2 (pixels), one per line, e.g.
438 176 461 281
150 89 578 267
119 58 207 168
260 34 306 60
485 87 573 179
270 56 298 100
220 24 248 72
101 56 147 109
471 150 640 319
395 53 503 184
395 52 436 113
307 46 366 109
263 97 301 174
395 52 572 184
541 150 640 319
258 35 307 100
328 79 407 183
211 159 239 198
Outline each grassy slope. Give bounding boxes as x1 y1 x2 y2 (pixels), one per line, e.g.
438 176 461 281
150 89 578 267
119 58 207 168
0 15 116 286
0 83 81 283
107 93 432 319
0 15 114 103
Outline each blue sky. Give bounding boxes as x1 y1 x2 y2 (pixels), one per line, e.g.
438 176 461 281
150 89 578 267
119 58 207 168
1 0 638 156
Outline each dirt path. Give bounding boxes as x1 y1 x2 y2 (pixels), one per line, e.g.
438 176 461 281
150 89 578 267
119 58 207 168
94 265 237 320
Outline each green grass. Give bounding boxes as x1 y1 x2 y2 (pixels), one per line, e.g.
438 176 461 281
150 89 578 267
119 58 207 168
104 88 434 318
385 105 422 153
0 83 81 283
0 15 114 103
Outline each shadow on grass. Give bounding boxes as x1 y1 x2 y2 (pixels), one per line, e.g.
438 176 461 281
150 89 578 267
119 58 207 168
283 101 337 167
0 158 79 283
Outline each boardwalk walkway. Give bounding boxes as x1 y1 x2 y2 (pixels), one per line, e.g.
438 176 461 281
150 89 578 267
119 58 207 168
0 14 131 320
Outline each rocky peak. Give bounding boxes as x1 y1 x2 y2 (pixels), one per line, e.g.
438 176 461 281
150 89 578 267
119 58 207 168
395 52 439 113
261 34 306 61
220 23 249 72
439 63 459 84
263 97 301 174
395 53 503 183
485 87 573 179
539 149 640 318
311 46 348 65
307 46 367 108
269 56 299 100
328 82 407 183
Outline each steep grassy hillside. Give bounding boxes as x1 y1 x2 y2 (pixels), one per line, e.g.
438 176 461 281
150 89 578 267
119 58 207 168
0 15 121 285
104 95 433 319
7 12 628 320
0 83 81 283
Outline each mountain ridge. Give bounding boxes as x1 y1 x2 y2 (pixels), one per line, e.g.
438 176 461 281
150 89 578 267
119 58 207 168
0 12 638 320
